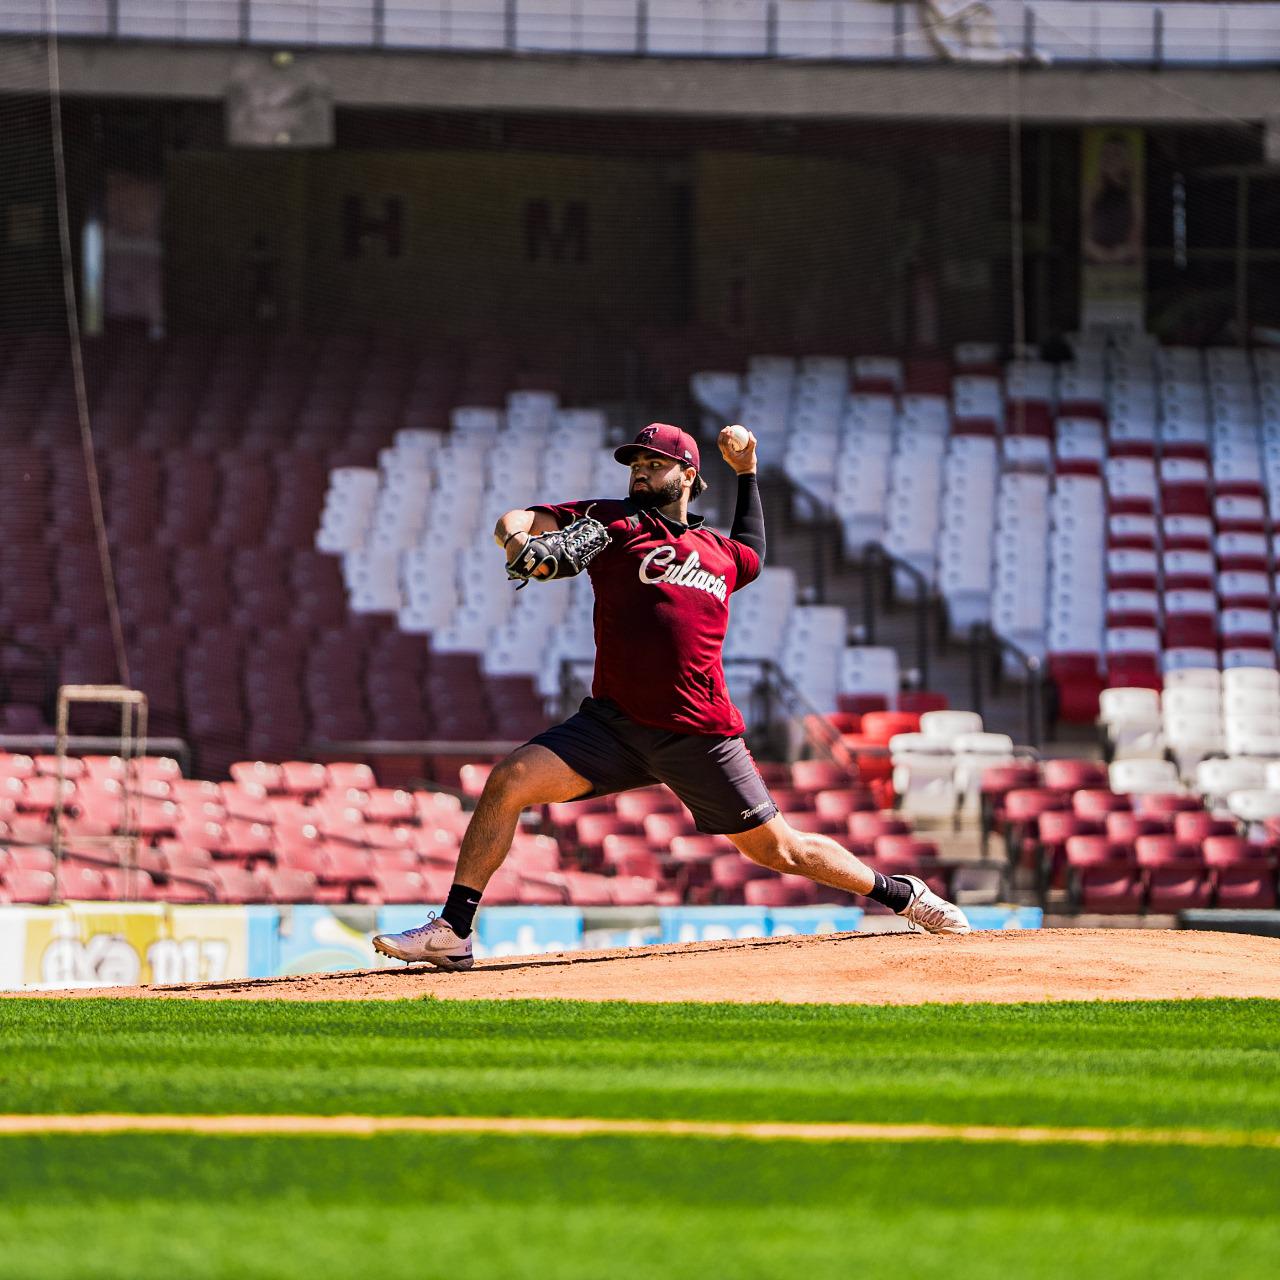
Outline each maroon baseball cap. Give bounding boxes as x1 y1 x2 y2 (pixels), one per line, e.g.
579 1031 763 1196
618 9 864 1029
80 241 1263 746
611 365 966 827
614 423 701 474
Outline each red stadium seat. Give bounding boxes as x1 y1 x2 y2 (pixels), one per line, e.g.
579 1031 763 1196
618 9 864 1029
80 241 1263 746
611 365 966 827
1172 812 1236 845
265 868 319 903
576 813 642 865
870 834 939 874
219 785 274 825
353 870 424 906
544 795 615 835
846 812 910 856
279 761 328 798
209 865 271 904
860 711 921 745
1104 811 1173 846
1132 793 1204 818
320 845 375 889
614 788 684 822
709 852 771 901
1201 837 1278 909
1134 835 1211 911
1071 789 1132 821
608 876 671 906
364 788 416 824
744 875 817 907
1000 789 1069 867
458 764 494 798
1 868 55 904
1041 758 1109 794
6 846 55 873
790 759 858 795
56 864 109 900
897 691 950 716
553 870 612 906
325 762 373 793
1065 836 1143 913
1037 811 1103 890
813 789 877 823
506 835 562 877
641 812 697 847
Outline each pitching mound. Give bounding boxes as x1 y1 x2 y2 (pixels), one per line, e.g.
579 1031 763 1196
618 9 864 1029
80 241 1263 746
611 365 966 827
16 928 1280 1003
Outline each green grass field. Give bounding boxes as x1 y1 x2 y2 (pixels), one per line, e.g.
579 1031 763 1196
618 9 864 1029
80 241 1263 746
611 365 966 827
1 998 1278 1279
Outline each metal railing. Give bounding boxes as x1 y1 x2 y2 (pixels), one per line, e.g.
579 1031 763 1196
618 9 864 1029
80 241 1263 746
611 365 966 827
967 621 1049 748
5 1 1279 69
859 541 935 692
770 472 831 606
763 473 938 698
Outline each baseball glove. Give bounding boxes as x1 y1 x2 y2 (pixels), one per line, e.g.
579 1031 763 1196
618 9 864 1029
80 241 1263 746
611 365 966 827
506 513 610 589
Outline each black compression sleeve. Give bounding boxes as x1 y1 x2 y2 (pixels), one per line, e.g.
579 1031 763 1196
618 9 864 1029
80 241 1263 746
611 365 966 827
729 472 766 562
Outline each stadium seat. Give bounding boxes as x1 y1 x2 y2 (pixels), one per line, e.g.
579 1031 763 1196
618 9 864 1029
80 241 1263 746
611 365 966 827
1065 836 1144 913
1201 837 1278 909
1134 835 1212 911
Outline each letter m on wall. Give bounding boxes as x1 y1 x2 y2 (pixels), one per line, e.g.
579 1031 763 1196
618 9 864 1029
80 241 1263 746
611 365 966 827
524 199 589 263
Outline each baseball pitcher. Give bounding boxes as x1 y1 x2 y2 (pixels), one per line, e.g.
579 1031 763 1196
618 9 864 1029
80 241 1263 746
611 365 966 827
374 423 970 968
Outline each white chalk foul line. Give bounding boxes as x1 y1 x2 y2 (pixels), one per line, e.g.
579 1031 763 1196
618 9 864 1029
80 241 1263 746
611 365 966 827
0 1115 1277 1148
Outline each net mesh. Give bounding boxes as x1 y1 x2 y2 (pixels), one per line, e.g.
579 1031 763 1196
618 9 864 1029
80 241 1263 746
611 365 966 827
0 9 1275 791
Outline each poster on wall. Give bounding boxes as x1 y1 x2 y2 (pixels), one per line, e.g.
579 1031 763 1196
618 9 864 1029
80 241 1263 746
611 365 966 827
2 904 269 990
105 172 165 335
1080 127 1145 333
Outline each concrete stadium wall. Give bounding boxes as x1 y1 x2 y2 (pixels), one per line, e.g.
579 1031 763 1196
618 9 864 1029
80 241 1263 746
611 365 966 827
166 149 685 334
3 37 1279 125
161 141 1021 345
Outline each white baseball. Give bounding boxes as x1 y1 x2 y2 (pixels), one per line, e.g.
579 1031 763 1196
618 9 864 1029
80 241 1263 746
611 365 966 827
726 424 750 452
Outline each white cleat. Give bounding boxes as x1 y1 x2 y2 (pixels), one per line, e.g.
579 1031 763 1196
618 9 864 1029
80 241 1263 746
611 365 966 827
372 914 474 970
896 875 972 936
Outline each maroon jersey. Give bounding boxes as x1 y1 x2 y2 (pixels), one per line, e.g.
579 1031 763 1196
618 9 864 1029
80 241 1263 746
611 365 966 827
533 498 761 735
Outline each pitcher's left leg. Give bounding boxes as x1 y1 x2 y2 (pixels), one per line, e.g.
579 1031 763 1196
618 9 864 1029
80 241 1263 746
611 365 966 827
728 817 971 936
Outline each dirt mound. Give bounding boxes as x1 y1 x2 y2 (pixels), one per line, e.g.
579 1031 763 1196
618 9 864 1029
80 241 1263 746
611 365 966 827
16 928 1280 1004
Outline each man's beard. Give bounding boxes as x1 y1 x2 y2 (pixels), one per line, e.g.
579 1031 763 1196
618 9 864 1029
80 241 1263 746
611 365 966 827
629 477 682 509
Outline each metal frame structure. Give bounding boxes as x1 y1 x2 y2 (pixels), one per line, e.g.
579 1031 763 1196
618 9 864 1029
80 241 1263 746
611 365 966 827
50 684 148 902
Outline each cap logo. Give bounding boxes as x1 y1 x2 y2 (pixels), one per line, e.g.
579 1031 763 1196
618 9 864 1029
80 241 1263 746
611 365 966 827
638 426 659 445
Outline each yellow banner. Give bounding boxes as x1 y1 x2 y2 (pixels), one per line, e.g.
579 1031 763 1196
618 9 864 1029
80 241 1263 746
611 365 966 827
1081 127 1145 323
13 904 251 989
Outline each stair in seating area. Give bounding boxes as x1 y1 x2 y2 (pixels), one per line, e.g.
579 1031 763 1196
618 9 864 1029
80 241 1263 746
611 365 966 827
736 471 1036 744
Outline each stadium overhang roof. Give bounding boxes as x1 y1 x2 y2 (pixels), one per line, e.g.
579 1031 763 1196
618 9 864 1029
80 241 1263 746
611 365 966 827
2 37 1277 127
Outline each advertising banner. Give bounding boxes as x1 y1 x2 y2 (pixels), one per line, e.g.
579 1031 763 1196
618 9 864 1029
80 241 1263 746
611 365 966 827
0 903 1042 990
1080 127 1146 332
104 172 165 334
3 903 267 990
276 905 383 976
376 905 585 961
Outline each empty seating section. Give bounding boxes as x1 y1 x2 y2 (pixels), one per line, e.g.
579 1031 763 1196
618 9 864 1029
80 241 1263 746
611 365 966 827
1101 665 1280 784
0 750 969 909
321 400 611 712
322 362 923 722
0 334 572 773
692 338 1280 722
980 748 1279 913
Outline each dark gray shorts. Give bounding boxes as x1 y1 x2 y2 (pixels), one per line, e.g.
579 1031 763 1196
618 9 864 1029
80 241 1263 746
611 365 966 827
527 697 778 836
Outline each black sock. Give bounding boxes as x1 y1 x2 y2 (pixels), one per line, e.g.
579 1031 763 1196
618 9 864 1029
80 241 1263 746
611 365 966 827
441 883 483 938
866 870 913 914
